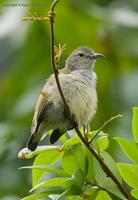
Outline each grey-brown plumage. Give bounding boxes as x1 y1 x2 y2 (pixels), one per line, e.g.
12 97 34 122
27 46 104 151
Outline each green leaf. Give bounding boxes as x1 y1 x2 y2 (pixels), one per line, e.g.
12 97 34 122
86 148 94 181
62 145 87 176
66 196 82 200
21 192 48 200
49 195 61 200
72 168 84 188
62 136 81 148
63 178 74 188
95 135 109 150
30 177 67 192
59 135 69 143
117 163 138 188
114 137 138 163
62 169 84 192
32 148 64 187
21 189 64 200
85 186 99 200
93 158 106 183
20 165 68 177
87 192 98 200
132 107 138 143
109 194 122 200
101 151 122 183
96 190 112 200
19 146 58 159
93 158 125 199
131 189 138 199
57 185 82 200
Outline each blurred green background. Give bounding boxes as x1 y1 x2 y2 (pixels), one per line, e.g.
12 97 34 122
0 0 138 199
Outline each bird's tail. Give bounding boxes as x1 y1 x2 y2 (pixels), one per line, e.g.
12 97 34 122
50 129 65 144
27 134 39 151
27 129 48 151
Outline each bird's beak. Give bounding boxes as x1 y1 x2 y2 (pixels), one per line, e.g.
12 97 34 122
89 53 105 59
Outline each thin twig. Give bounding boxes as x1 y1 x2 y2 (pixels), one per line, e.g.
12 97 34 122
22 16 49 21
48 0 70 115
51 0 60 12
21 12 49 21
48 1 132 199
90 114 123 143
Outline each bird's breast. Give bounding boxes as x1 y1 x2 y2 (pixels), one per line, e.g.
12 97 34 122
46 70 97 128
65 70 97 127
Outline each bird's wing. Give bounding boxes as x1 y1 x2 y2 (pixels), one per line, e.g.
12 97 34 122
31 88 49 135
31 69 70 135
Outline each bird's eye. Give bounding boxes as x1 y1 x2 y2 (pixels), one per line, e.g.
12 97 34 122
78 53 84 57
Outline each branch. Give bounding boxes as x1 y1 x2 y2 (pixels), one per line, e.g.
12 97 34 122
48 1 132 200
90 114 123 143
21 12 49 21
75 127 132 200
51 0 60 12
48 0 70 115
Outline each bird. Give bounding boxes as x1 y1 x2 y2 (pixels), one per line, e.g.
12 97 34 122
27 46 104 151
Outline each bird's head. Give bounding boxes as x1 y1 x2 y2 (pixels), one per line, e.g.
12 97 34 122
65 46 104 71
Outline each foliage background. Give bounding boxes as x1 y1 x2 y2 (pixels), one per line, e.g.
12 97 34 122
0 0 138 199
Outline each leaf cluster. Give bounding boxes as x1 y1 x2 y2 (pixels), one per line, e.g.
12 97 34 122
20 108 138 200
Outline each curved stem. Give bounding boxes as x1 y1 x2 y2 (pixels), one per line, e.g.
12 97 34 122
90 114 122 143
51 0 60 12
48 1 133 199
49 0 70 115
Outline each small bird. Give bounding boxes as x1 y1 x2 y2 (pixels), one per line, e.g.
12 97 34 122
27 46 104 151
